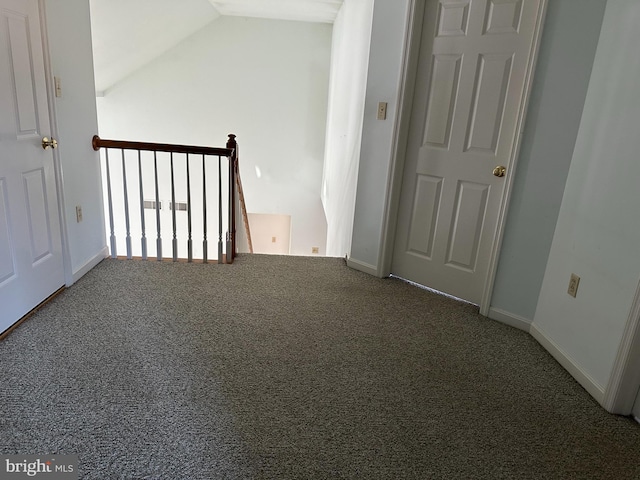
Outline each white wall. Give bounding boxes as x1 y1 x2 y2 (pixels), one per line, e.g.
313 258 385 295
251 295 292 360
349 0 413 274
489 0 606 323
45 0 107 282
532 0 640 398
248 213 291 255
96 16 331 257
322 0 374 258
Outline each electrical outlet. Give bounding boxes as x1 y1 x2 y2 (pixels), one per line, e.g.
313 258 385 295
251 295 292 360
567 273 580 298
271 236 276 243
76 205 83 223
311 247 319 254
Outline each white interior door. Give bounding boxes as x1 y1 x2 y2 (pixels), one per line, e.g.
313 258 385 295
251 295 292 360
392 0 543 304
0 0 64 332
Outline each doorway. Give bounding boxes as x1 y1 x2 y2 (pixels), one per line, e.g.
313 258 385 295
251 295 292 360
391 0 546 307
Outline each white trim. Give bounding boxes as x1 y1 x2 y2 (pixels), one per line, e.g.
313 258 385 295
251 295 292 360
487 307 531 332
346 257 380 277
530 322 606 406
38 0 73 288
479 0 549 316
603 277 640 415
72 247 109 284
377 0 419 278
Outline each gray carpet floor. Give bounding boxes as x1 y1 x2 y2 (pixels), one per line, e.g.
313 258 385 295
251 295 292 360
1 254 640 479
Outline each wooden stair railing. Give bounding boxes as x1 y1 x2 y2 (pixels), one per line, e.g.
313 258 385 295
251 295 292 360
226 135 253 254
237 169 254 254
92 134 245 264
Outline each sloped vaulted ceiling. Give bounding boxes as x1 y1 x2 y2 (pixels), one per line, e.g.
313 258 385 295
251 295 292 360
90 0 343 93
90 0 220 93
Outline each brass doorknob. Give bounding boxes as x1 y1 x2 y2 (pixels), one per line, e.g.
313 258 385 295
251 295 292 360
493 166 506 177
42 137 58 150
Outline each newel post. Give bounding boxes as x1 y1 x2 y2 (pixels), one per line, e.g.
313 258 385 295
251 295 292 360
226 134 237 262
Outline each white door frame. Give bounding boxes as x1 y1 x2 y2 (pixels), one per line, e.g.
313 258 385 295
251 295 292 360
38 0 73 287
603 278 640 415
379 0 548 316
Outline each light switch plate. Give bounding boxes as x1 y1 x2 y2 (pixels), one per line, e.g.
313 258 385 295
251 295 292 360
377 102 387 120
55 76 62 97
567 273 580 298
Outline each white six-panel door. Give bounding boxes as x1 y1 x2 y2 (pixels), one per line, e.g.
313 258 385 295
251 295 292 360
392 0 543 304
0 0 64 332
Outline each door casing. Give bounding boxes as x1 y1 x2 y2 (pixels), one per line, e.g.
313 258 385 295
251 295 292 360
38 0 73 288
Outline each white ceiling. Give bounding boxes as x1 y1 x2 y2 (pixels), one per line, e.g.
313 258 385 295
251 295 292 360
209 0 343 23
90 0 343 93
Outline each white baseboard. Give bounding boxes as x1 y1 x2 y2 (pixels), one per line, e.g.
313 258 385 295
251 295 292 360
70 247 109 285
488 307 531 332
346 257 381 277
530 322 606 406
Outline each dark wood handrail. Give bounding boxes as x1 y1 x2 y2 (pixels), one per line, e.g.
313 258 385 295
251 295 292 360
92 135 234 158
